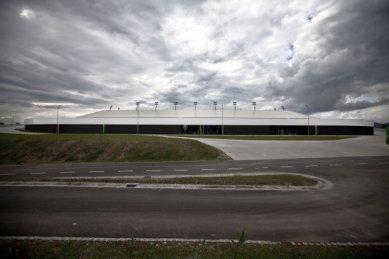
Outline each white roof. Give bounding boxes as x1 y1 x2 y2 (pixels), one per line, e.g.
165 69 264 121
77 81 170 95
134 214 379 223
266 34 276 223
80 109 307 119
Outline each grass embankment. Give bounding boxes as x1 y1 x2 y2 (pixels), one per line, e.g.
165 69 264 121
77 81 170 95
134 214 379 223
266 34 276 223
44 174 317 186
0 134 228 164
179 135 353 141
0 240 387 259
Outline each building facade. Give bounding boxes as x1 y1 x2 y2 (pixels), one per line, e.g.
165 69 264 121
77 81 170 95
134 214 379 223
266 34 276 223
24 109 373 135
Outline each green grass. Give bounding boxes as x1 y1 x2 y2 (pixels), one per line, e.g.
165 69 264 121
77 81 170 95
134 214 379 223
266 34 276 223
177 135 354 141
0 240 387 259
40 174 318 186
0 134 229 164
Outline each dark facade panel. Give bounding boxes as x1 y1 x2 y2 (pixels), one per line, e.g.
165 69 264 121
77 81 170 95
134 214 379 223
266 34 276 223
224 125 271 135
24 123 373 135
25 124 57 133
140 125 182 134
318 126 373 135
105 125 137 134
58 124 103 133
269 126 316 135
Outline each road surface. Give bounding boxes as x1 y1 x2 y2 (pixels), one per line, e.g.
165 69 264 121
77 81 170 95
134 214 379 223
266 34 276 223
1 156 388 242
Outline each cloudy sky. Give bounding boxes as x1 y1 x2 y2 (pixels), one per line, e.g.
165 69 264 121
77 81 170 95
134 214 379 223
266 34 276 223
1 0 388 123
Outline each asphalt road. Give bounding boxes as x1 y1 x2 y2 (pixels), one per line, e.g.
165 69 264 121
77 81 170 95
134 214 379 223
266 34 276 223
0 156 388 242
193 134 389 160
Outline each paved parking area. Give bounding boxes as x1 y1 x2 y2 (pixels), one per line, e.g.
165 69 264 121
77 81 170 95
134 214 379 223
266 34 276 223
194 134 389 160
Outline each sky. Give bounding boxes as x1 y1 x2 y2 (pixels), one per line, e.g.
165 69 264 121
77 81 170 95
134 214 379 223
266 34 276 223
0 0 388 123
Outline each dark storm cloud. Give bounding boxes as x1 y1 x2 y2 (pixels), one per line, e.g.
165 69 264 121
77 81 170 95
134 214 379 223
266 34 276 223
0 0 388 121
267 0 389 115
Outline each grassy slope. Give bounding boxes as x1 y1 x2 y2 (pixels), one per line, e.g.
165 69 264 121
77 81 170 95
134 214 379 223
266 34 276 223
0 240 387 259
178 135 354 141
0 134 228 164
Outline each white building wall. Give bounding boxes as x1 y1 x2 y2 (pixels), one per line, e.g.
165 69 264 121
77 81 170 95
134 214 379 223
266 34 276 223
26 116 372 127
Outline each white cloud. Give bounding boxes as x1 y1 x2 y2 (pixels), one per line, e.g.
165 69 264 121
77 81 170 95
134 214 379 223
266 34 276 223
19 8 35 19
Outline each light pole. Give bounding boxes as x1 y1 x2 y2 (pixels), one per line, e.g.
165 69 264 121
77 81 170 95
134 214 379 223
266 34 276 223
233 101 237 111
154 101 158 110
252 101 256 111
136 102 140 134
213 101 217 110
194 101 198 111
221 104 224 135
305 104 310 137
55 105 61 134
36 104 63 134
174 101 178 110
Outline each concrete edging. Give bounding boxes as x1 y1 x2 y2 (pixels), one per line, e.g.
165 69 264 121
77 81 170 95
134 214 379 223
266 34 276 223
0 172 333 191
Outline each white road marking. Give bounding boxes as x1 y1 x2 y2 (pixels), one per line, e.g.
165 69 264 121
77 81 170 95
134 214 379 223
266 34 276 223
146 170 160 172
30 172 46 175
201 169 216 171
59 171 75 174
174 169 188 172
117 170 133 173
305 165 318 168
88 170 104 173
329 164 342 167
228 168 243 170
280 166 294 168
0 173 16 176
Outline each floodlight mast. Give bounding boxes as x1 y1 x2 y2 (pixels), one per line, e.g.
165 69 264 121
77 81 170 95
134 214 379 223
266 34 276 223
305 104 310 138
155 101 158 110
252 101 256 111
221 104 224 135
174 101 178 110
56 105 60 134
233 101 237 111
36 104 63 134
213 101 217 110
194 101 198 111
136 102 140 134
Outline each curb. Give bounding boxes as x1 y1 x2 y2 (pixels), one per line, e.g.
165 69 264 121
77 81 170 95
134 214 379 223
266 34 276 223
0 172 333 192
0 236 388 247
